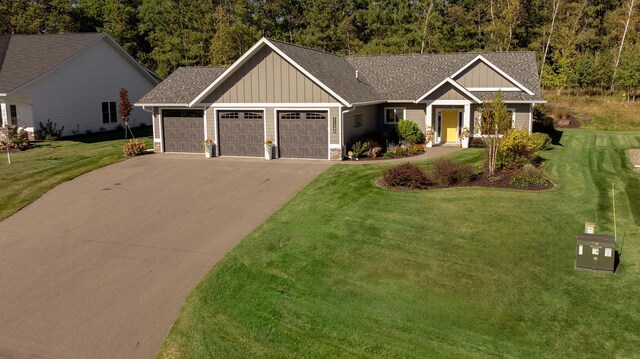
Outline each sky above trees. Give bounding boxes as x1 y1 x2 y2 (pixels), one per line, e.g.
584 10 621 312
1 0 638 97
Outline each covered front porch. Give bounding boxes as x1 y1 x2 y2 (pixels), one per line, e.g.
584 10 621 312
425 101 473 148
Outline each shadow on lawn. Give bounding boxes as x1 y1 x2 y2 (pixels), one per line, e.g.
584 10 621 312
548 129 564 146
62 127 152 144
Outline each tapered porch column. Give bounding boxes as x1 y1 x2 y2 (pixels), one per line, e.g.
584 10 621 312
462 103 471 148
0 99 7 127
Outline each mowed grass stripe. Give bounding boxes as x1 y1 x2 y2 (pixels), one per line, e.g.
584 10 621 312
159 129 640 358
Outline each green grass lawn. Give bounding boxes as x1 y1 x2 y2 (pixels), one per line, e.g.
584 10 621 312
545 94 640 132
159 129 640 358
0 127 152 221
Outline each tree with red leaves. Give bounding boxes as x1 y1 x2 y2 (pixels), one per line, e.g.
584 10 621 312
119 88 134 138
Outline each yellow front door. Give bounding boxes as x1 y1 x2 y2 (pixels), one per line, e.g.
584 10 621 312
442 110 458 143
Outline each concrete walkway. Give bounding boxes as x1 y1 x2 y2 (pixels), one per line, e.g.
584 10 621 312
0 155 330 359
339 145 461 164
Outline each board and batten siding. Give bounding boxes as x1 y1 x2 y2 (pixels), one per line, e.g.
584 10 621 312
12 38 156 136
426 83 473 101
204 47 338 104
342 104 378 145
454 61 517 88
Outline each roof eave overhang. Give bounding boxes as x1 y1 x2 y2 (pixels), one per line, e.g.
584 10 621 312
134 103 190 107
188 38 352 108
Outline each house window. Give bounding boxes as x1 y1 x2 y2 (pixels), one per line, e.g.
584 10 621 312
353 114 363 128
578 245 583 255
384 107 405 124
477 107 516 134
102 102 117 123
592 247 599 256
9 105 17 125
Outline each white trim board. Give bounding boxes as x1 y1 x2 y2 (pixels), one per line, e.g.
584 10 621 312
467 87 521 92
450 55 535 96
383 107 406 124
415 78 481 103
208 102 342 108
214 107 267 157
272 107 332 160
189 38 351 108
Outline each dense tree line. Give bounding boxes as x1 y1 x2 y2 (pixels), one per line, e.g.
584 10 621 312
1 0 639 99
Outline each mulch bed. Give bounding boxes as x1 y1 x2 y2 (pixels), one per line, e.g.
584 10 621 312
347 150 426 161
377 168 555 191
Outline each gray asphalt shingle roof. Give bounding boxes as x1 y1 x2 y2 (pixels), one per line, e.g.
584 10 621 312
267 39 384 104
136 38 542 106
137 66 227 104
346 51 542 102
0 33 104 93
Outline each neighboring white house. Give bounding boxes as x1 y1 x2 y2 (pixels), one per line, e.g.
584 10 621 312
0 33 160 137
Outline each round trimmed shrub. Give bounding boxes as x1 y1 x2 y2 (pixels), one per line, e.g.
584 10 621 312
397 119 424 144
123 139 146 156
382 163 431 189
511 164 548 187
430 159 477 186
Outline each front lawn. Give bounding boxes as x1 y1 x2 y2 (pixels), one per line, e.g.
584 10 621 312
0 128 152 221
159 129 640 358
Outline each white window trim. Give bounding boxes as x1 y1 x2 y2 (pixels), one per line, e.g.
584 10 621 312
507 107 516 128
384 107 406 124
474 107 516 135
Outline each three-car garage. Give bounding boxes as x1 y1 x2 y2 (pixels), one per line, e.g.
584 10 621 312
159 109 330 159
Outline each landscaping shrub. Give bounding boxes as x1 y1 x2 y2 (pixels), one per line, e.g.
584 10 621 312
408 144 425 155
397 119 424 144
37 119 64 141
531 132 552 150
350 141 370 158
511 164 548 187
430 159 476 186
0 126 30 151
382 163 431 189
122 139 146 156
469 137 486 148
497 129 539 169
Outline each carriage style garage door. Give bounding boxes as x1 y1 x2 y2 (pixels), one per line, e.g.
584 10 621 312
278 111 328 159
218 111 265 157
162 109 204 153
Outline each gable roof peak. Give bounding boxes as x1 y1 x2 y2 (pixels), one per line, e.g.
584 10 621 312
263 38 344 58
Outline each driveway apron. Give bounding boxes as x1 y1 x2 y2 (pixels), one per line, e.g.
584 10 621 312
0 155 330 359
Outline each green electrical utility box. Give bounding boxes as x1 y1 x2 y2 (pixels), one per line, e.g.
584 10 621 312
576 233 616 273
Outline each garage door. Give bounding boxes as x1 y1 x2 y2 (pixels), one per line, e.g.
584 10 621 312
278 111 328 159
218 111 264 157
162 110 204 153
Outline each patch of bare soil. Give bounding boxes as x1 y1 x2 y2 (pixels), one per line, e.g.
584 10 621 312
630 149 640 171
552 111 582 128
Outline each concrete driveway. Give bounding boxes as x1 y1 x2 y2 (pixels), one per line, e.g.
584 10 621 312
0 155 330 359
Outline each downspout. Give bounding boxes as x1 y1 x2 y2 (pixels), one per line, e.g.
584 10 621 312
341 106 356 156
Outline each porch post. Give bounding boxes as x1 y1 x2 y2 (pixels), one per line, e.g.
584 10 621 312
426 103 433 128
463 103 471 148
0 99 7 127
